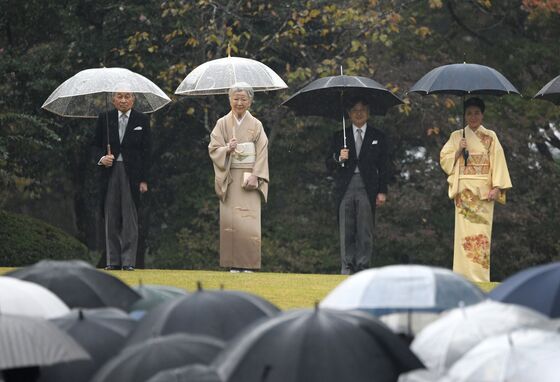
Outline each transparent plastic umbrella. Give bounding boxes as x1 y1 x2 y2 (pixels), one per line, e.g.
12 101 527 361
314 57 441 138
410 300 549 373
175 56 288 95
442 328 560 382
0 276 69 319
42 67 171 118
320 265 484 315
0 314 90 369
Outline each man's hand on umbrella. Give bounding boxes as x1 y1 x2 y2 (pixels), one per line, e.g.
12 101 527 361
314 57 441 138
139 182 148 193
339 148 349 162
376 193 387 207
101 154 114 167
227 138 238 153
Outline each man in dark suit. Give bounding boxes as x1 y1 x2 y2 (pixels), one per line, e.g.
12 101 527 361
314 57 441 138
93 91 151 271
326 98 388 274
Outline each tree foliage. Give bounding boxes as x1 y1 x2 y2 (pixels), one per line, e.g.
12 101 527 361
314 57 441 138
1 0 559 278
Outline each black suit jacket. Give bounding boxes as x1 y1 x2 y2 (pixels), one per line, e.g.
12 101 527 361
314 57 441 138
93 108 151 209
326 124 389 214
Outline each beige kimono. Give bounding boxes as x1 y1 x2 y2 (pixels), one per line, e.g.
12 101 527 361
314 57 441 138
208 111 269 269
440 125 512 282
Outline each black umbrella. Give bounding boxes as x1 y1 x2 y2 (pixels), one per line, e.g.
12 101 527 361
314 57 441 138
212 308 423 382
534 74 560 105
91 333 225 382
489 261 560 318
39 308 137 382
409 62 520 164
130 283 189 313
125 288 280 346
147 364 221 382
5 260 141 310
282 73 403 150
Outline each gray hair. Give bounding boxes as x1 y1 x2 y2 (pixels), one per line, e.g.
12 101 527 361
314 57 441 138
111 91 135 99
228 82 254 100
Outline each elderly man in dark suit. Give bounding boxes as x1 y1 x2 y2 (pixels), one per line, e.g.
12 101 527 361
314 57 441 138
93 91 151 271
326 97 389 275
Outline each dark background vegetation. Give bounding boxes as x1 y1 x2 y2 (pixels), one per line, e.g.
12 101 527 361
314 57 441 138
1 0 559 280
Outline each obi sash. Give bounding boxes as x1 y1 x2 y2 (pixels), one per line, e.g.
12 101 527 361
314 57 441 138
231 142 256 167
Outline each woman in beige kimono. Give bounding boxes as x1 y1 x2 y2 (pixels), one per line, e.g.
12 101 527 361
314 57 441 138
208 83 269 273
440 97 512 282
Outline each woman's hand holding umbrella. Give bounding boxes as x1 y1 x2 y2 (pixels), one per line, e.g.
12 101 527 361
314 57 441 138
455 138 468 163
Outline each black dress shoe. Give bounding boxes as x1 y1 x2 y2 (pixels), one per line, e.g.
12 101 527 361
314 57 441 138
122 265 135 271
104 265 121 270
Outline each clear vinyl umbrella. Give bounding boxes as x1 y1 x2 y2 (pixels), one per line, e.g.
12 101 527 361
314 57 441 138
410 300 549 373
174 56 288 95
42 67 171 118
0 276 69 319
41 67 171 156
442 328 560 382
0 314 90 370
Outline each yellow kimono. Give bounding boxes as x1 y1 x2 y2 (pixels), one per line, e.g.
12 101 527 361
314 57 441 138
440 125 512 282
208 111 269 270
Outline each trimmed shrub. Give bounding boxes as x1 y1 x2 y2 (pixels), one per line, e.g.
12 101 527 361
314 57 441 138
0 210 91 266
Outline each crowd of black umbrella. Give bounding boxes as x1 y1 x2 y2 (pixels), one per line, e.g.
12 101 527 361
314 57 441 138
1 259 560 381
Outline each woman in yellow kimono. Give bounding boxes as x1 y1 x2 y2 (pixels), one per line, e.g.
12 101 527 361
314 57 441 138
208 83 269 272
440 97 512 282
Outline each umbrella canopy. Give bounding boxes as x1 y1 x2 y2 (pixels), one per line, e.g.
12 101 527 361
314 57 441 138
320 265 485 315
39 308 137 382
125 289 280 346
534 74 560 104
175 56 287 95
398 369 442 382
379 312 442 339
42 67 171 117
282 74 403 118
212 308 423 382
409 62 520 165
0 276 69 319
410 300 549 372
489 261 560 318
442 328 560 382
130 284 189 313
5 260 141 311
91 333 224 382
0 314 90 369
409 63 520 96
147 364 222 382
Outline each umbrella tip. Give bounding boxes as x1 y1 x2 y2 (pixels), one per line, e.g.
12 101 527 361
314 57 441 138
197 281 203 291
79 309 84 320
227 43 231 58
314 301 320 311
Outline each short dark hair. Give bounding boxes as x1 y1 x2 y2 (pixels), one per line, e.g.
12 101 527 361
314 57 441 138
464 97 485 114
345 96 370 112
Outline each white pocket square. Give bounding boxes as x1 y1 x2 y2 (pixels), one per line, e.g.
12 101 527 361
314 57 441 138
371 140 378 145
133 126 143 131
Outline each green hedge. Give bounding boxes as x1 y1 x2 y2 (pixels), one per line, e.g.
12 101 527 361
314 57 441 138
0 210 91 266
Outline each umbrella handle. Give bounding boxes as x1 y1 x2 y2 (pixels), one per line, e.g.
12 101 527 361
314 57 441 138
107 144 112 156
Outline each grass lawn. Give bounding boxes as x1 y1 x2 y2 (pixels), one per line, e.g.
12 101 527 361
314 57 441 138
0 267 497 310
